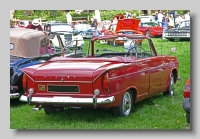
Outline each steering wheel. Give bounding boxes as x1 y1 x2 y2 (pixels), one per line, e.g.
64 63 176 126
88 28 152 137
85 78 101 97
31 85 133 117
125 46 147 59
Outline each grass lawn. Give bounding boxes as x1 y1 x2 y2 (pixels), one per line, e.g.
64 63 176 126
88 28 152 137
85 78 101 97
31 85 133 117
10 38 190 130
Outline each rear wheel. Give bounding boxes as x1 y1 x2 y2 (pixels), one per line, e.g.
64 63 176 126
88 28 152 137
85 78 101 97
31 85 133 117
186 112 190 123
163 73 175 96
43 106 64 115
113 90 133 117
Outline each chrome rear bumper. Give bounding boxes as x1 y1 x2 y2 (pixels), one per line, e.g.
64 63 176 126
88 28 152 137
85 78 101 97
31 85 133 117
10 93 20 99
20 95 115 107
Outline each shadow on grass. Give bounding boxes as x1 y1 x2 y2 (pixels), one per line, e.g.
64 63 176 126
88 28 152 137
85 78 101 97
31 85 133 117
36 93 170 123
10 98 27 108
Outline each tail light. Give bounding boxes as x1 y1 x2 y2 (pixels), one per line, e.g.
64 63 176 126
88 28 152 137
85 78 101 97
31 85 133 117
22 74 28 92
103 73 109 94
183 78 190 98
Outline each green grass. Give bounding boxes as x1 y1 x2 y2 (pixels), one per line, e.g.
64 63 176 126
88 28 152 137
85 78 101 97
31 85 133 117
10 38 190 130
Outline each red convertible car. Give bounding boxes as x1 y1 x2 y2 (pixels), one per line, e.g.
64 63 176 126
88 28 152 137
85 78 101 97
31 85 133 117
20 34 180 117
138 22 163 38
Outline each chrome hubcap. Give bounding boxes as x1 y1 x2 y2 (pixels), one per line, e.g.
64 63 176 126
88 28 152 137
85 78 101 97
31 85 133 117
122 92 132 116
170 76 175 95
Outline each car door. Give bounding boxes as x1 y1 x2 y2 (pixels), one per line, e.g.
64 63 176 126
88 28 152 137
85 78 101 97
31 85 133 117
139 38 166 94
132 58 150 101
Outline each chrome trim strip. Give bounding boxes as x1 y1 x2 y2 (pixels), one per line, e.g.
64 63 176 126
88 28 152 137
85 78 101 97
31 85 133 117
35 81 92 83
10 93 20 99
20 95 115 105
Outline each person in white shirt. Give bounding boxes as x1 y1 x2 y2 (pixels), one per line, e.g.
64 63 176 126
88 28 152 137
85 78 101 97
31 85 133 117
185 11 190 20
157 10 164 27
175 14 181 28
66 11 72 25
180 15 186 28
168 14 175 28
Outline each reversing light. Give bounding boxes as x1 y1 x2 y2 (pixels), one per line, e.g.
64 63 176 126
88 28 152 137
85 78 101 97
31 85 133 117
28 88 34 94
94 89 100 95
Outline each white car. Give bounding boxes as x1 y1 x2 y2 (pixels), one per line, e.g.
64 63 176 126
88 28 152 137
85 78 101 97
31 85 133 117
136 15 156 23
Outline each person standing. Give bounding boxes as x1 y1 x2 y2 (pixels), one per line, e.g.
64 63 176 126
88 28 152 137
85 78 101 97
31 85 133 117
125 12 132 19
185 11 190 20
175 14 181 28
26 19 43 31
162 16 169 40
154 11 158 24
168 14 175 28
157 10 164 27
66 11 72 25
91 16 98 29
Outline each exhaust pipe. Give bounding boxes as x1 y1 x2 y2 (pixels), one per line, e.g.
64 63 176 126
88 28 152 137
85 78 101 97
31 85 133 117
32 108 40 111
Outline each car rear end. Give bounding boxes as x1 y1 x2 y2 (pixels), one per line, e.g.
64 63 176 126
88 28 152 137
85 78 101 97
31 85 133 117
182 78 190 123
19 59 123 110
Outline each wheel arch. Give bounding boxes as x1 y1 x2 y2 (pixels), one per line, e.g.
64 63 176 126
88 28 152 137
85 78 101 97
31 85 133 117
172 68 178 83
128 87 137 103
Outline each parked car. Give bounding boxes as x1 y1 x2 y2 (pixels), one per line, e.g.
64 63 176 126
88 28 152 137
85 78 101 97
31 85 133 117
104 18 143 46
182 78 190 123
44 22 84 49
20 34 180 117
73 23 94 39
136 15 156 23
163 20 190 41
138 22 163 37
10 28 72 99
71 20 89 29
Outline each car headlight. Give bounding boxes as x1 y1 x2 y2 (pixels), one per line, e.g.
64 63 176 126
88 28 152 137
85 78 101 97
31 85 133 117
164 33 168 36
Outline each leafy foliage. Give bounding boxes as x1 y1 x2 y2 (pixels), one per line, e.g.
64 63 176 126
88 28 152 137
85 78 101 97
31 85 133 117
12 10 187 23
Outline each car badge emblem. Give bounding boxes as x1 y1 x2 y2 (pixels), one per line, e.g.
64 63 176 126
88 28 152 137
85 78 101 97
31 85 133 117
38 84 46 91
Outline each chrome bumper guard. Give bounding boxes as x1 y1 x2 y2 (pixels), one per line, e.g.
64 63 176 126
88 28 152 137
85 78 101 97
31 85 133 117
20 95 115 107
10 93 20 99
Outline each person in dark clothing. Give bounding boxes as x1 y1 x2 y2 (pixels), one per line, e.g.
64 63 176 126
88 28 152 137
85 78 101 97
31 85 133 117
26 19 43 31
91 16 98 29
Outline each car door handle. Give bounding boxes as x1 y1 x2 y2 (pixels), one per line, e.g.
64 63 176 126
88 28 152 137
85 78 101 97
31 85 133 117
146 59 151 62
